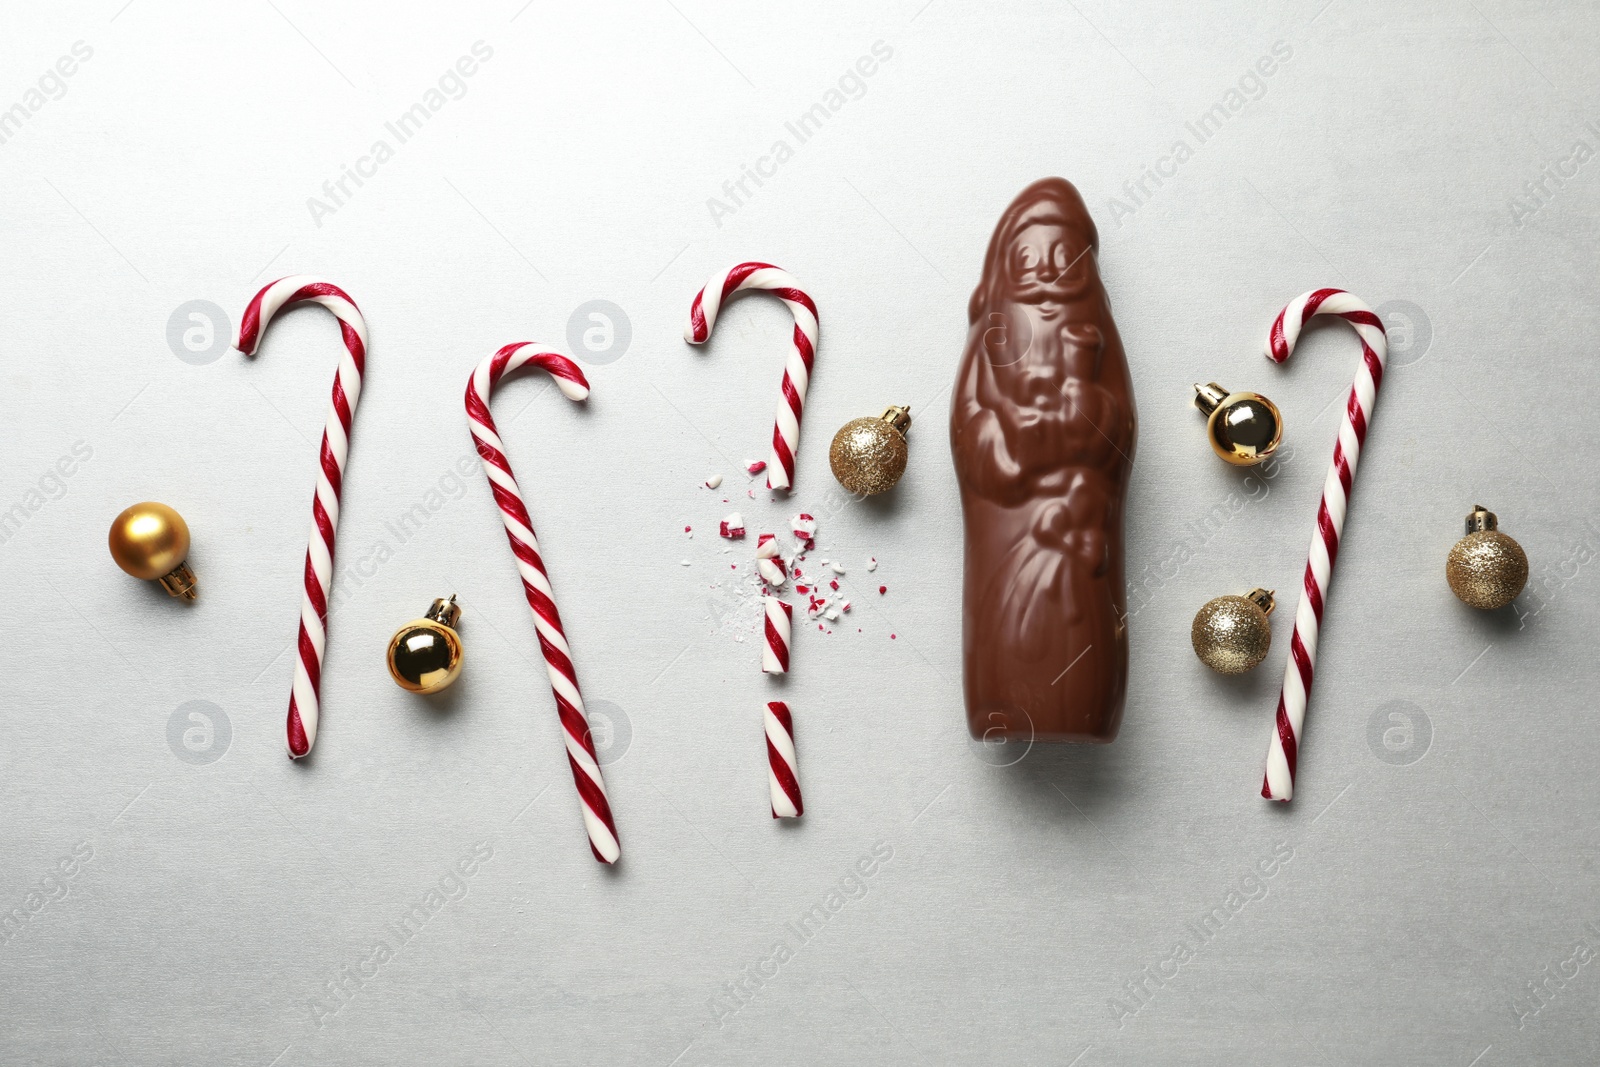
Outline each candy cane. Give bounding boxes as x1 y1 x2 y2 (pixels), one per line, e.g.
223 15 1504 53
765 701 802 819
1260 289 1387 802
465 343 620 864
233 276 368 760
762 596 792 675
684 262 819 491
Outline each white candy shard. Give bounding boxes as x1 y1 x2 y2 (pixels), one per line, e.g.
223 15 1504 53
867 557 878 572
830 562 845 575
705 474 723 489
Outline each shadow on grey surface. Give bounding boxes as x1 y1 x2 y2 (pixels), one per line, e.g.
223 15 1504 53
988 738 1129 825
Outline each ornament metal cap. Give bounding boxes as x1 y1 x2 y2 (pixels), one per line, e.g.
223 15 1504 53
1192 382 1230 416
1245 588 1275 613
879 404 912 436
425 595 462 628
1465 505 1498 534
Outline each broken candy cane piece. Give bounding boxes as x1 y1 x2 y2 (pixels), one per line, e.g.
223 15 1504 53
720 512 746 539
756 533 787 585
705 474 723 489
758 557 788 587
762 597 792 674
746 460 767 476
766 701 802 818
791 513 817 544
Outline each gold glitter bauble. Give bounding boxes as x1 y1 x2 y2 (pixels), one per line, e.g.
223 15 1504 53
1191 589 1275 674
829 405 911 495
1447 507 1527 610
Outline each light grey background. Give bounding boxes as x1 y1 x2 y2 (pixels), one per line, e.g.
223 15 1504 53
2 1 1597 1064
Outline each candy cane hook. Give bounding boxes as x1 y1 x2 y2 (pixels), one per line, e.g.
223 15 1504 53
465 343 620 864
684 262 819 491
1260 289 1387 802
233 276 369 760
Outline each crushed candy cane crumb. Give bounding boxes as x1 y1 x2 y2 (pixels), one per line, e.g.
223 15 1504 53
693 502 883 641
704 474 723 489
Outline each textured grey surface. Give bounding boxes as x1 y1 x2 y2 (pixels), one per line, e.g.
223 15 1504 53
3 1 1598 1064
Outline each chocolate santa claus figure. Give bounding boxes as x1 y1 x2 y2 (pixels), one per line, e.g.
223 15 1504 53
951 177 1137 744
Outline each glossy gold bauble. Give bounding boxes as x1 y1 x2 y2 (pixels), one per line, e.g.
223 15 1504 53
1447 506 1527 611
1191 588 1275 674
108 501 198 599
1193 382 1283 467
829 405 911 496
386 597 464 694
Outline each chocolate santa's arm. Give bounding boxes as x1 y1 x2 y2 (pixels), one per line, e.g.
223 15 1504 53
951 340 1031 506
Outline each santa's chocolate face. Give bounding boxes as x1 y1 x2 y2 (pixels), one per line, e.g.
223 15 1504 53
1007 222 1090 304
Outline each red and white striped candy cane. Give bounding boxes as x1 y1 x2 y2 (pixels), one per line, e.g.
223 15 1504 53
465 343 620 864
762 596 792 675
234 276 369 760
765 701 802 819
1260 289 1387 802
684 262 819 491
467 347 620 863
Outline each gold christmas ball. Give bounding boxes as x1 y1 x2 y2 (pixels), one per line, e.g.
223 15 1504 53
1193 383 1283 467
108 501 198 599
1191 589 1275 674
386 597 464 694
1447 507 1527 610
829 405 911 495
